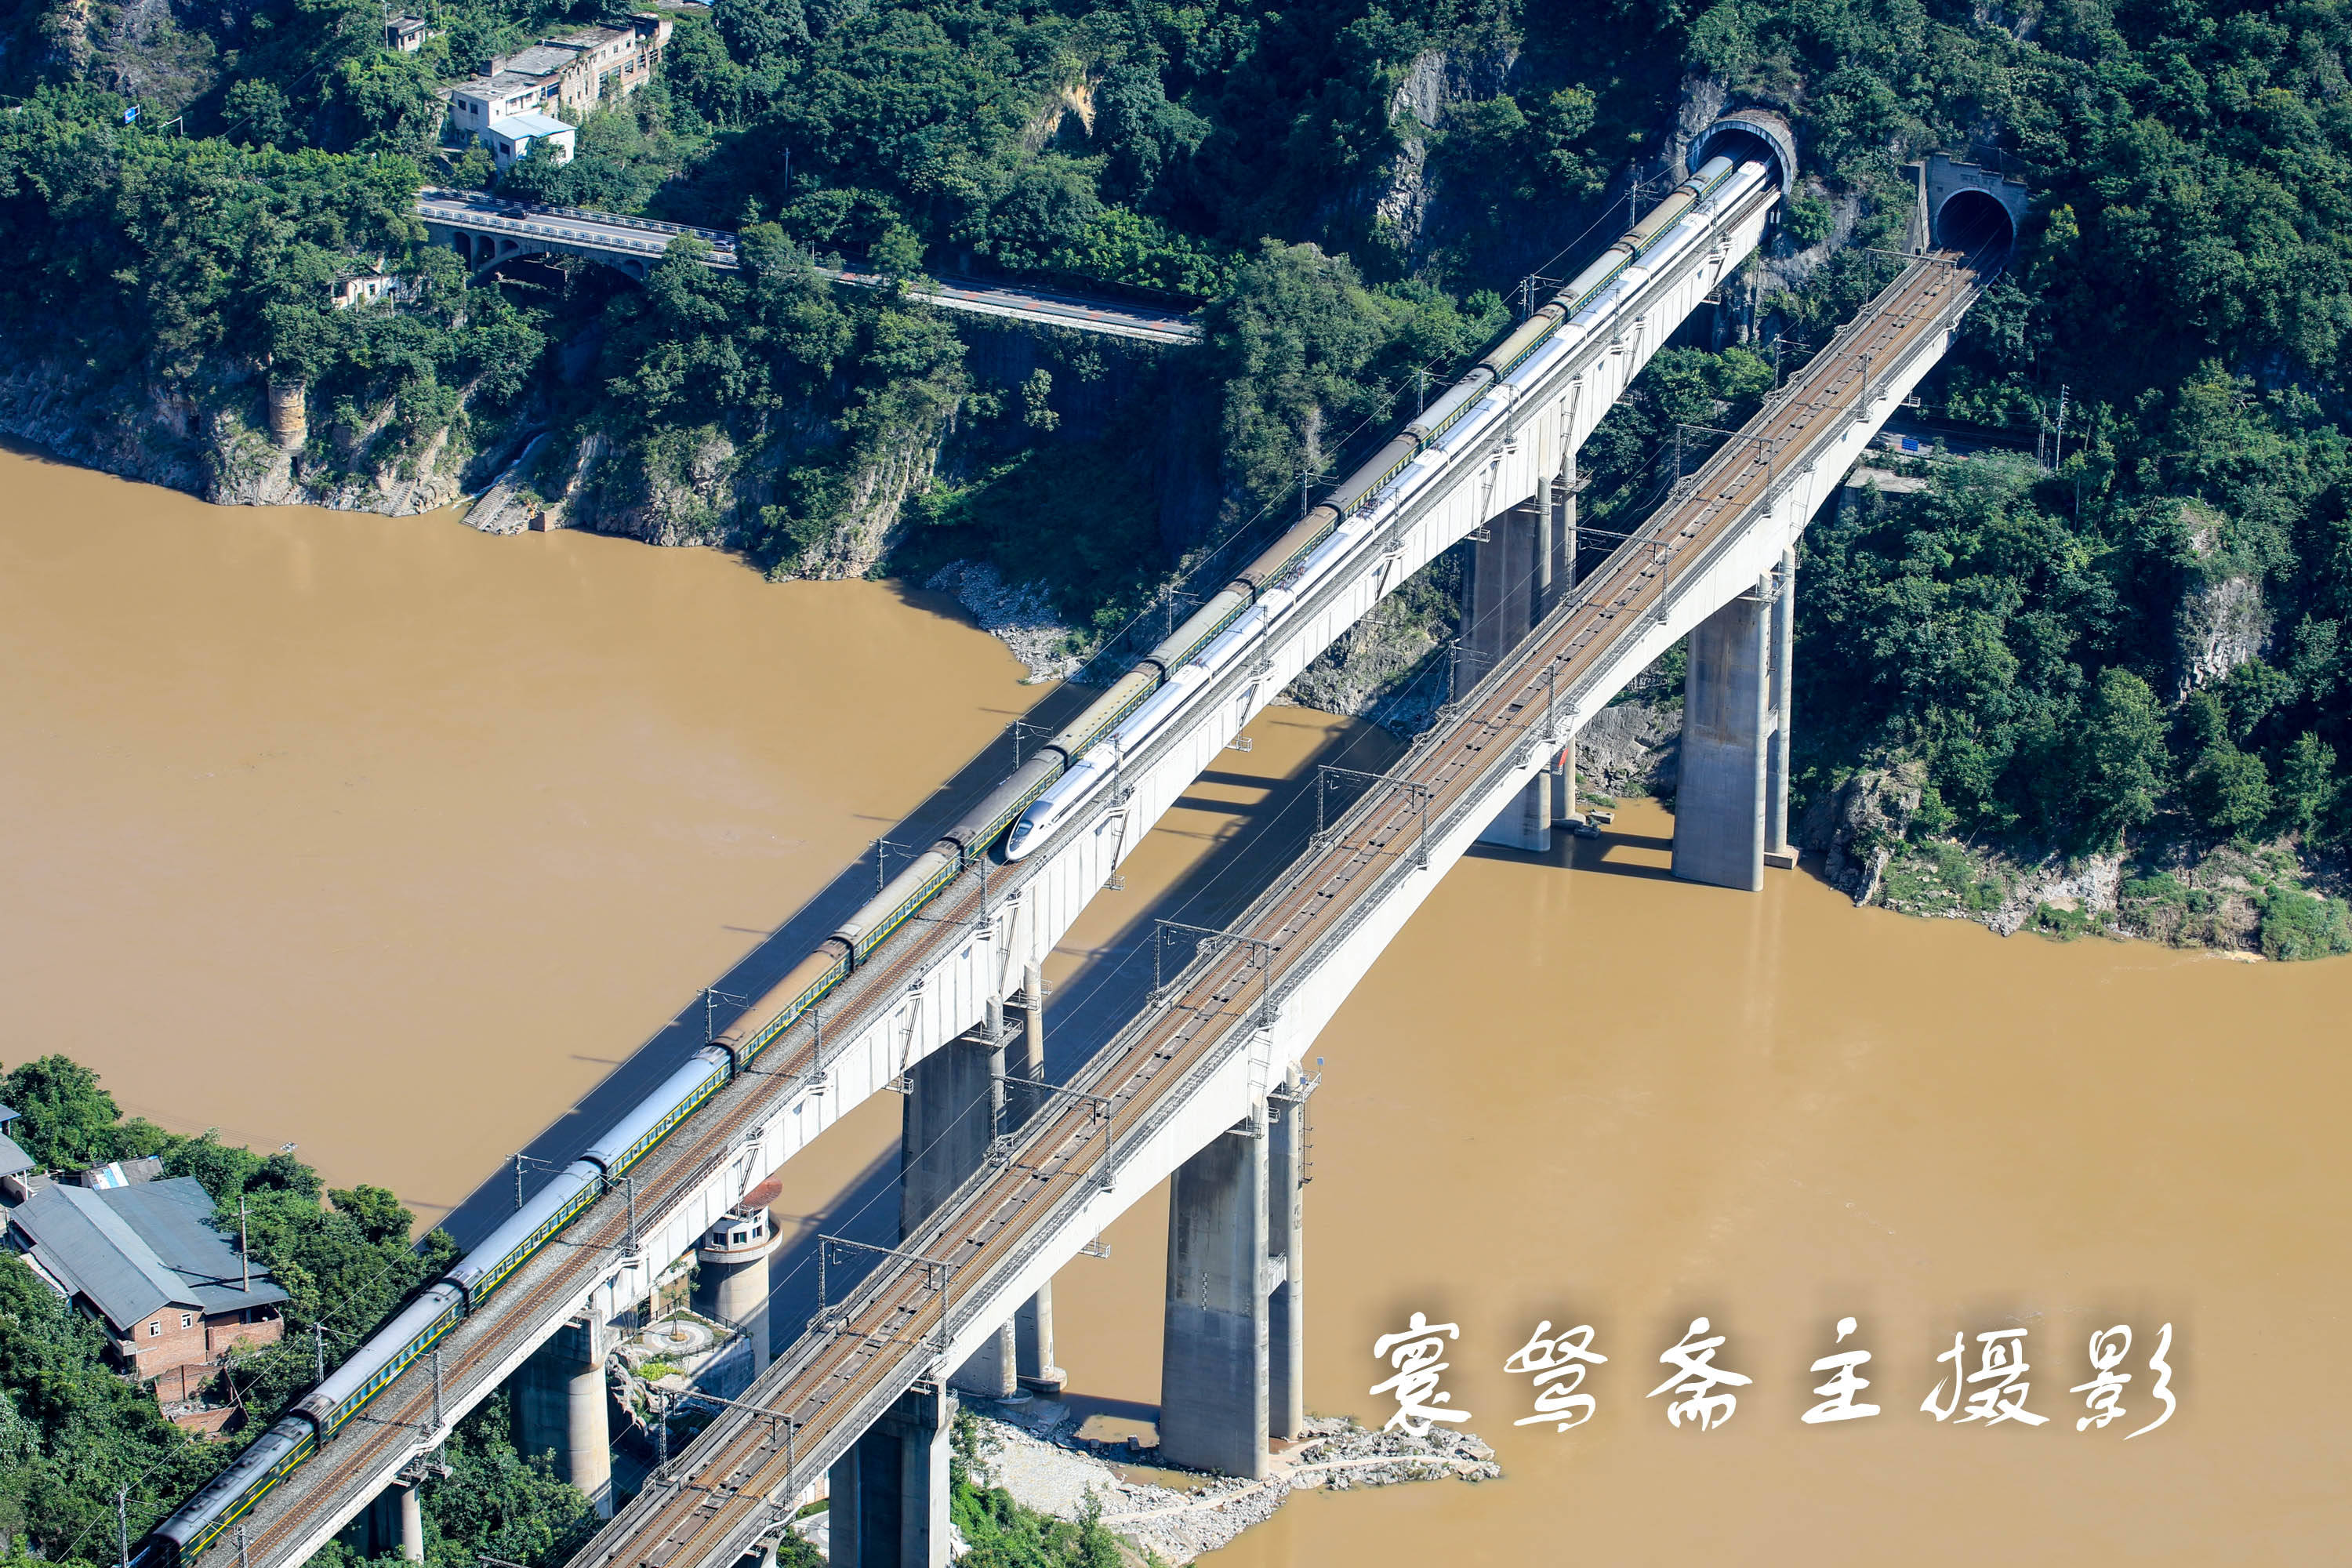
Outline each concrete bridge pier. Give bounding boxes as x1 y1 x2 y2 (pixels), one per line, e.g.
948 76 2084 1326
1011 964 1066 1396
512 1318 613 1515
1160 1074 1308 1477
347 1478 422 1561
904 988 1056 1401
397 1480 423 1562
1766 549 1796 866
1461 496 1571 852
899 1024 996 1236
1267 1069 1308 1441
1671 550 1795 889
827 1381 952 1568
1010 969 1065 1398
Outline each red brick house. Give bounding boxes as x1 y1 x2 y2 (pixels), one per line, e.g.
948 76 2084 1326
5 1174 288 1410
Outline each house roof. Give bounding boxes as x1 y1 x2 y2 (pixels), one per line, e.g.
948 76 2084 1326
0 1132 31 1181
7 1177 287 1334
489 112 573 140
506 44 580 77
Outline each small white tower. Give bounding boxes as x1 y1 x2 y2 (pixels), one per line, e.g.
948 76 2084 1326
696 1178 783 1374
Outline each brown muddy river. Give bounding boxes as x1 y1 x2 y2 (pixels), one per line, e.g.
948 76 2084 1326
0 445 1033 1219
5 446 2344 1560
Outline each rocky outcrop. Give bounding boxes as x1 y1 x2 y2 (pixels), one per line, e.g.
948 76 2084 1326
463 433 555 535
964 1404 1497 1566
2172 499 2269 698
1575 698 1681 797
1985 850 2124 936
1282 590 1452 733
0 347 481 516
798 426 941 575
1361 39 1519 267
39 0 220 118
1797 757 1926 905
925 561 1080 681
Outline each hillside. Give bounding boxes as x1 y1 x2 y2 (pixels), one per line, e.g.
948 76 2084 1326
0 0 2347 949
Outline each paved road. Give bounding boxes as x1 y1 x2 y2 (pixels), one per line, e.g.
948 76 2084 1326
415 189 1203 344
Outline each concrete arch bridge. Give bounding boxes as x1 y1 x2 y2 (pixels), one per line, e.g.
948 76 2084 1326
414 189 1204 343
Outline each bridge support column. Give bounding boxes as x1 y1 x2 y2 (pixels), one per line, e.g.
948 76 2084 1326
512 1319 612 1516
1462 499 1555 852
1014 1284 1064 1398
827 1381 952 1568
397 1480 423 1563
1766 549 1796 867
1160 1104 1294 1479
1671 557 1791 891
1268 1068 1308 1441
1544 450 1577 615
1008 964 1067 1397
904 996 1037 1401
899 1028 996 1236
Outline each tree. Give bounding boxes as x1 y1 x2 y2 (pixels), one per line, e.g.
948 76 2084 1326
2188 742 2274 841
2277 732 2338 840
0 1258 223 1565
0 1056 162 1171
716 0 811 67
2066 670 2170 851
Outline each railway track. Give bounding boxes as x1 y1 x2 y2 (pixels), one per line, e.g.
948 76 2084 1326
212 155 1791 1566
557 251 1986 1568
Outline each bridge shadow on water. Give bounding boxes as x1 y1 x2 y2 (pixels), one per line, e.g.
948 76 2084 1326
1465 819 1682 881
433 659 1093 1254
1034 715 1406 1089
747 707 1411 1337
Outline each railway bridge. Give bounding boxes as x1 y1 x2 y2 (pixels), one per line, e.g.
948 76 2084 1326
563 240 1993 1568
164 132 2019 1568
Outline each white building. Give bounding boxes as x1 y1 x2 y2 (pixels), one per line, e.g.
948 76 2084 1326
484 112 577 171
447 14 671 142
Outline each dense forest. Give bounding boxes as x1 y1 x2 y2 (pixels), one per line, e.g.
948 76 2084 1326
0 0 2347 946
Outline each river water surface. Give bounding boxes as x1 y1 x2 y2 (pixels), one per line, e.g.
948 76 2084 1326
0 445 1034 1219
5 446 2344 1562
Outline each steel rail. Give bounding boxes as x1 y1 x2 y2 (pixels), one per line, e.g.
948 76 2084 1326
222 171 1785 1564
552 253 1982 1568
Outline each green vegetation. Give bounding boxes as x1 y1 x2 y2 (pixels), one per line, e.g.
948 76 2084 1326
0 1258 223 1568
0 1054 463 1426
0 1057 590 1568
305 1399 601 1568
1 0 2348 941
949 1409 1160 1568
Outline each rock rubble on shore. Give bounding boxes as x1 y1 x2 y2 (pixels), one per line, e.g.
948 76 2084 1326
964 1403 1497 1564
925 561 1083 682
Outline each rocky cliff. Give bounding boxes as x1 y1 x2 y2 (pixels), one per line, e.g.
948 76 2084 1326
0 343 501 517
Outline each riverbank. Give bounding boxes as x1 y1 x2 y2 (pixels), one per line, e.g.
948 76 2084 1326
960 1405 1497 1564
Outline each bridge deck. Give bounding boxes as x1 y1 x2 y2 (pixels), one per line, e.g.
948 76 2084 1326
415 190 1203 343
554 252 1984 1568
